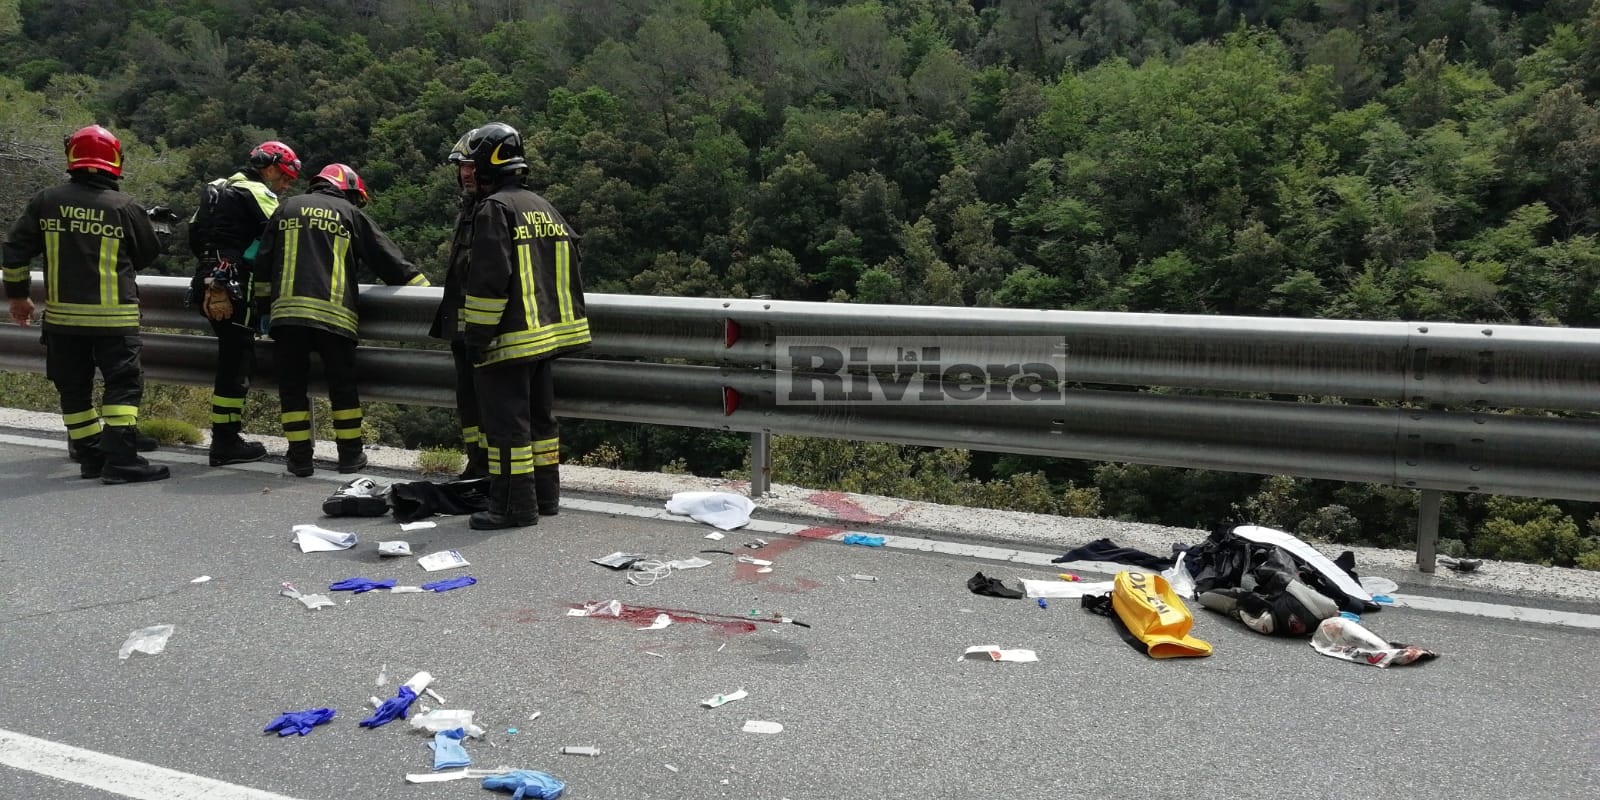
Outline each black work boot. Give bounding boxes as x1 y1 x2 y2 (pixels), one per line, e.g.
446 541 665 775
457 441 489 481
76 433 106 479
286 441 315 477
210 423 266 466
100 426 171 484
336 439 368 474
78 431 158 458
534 466 559 516
470 474 538 530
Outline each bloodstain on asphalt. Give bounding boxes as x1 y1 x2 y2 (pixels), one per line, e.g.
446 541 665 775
566 601 768 634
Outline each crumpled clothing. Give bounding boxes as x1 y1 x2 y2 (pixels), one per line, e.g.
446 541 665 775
966 571 1024 599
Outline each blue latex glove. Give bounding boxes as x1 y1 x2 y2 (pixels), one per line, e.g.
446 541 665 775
482 770 566 800
262 707 335 736
842 533 885 547
428 727 471 770
329 577 396 594
421 575 477 592
359 686 416 728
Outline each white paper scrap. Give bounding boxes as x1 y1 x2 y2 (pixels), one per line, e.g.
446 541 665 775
1021 579 1115 599
703 532 725 540
190 576 212 584
637 613 672 631
417 550 470 572
701 688 748 708
737 556 773 566
292 524 357 552
400 520 437 532
665 557 712 570
742 720 783 734
960 645 1039 663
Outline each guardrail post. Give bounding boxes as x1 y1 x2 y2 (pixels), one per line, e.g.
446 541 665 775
1416 489 1441 573
749 430 772 498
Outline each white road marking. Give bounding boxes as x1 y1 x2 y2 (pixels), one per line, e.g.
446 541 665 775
0 728 307 800
5 432 1599 630
1392 594 1600 630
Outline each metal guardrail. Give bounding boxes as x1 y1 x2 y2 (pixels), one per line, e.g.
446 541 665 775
3 274 1600 571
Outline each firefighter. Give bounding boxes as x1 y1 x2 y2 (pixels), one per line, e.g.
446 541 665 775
2 125 170 484
451 122 591 529
255 163 430 477
187 140 300 467
429 127 490 481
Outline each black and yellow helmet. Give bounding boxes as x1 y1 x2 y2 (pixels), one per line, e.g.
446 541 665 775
460 122 526 177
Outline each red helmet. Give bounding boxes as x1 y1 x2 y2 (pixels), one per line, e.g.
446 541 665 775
64 125 123 177
314 163 369 207
249 140 301 180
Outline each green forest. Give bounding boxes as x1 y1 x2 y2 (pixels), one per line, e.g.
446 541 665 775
3 0 1600 568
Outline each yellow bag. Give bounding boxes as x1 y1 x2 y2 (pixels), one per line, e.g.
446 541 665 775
1111 571 1212 659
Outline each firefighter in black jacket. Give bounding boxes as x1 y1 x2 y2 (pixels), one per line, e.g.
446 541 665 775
2 125 170 484
255 163 430 477
450 122 591 529
430 128 490 481
188 140 300 467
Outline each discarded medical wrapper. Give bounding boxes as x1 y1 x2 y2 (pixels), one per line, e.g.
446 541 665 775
406 767 516 784
1021 579 1114 599
191 576 212 584
400 520 437 532
737 556 773 566
665 491 754 530
637 613 672 631
959 646 1038 663
561 746 600 757
118 624 175 660
701 688 748 708
292 523 357 552
703 532 725 541
418 550 470 572
742 720 783 734
280 583 335 610
1311 617 1439 668
378 540 413 557
410 709 486 738
591 552 646 570
482 769 567 799
567 599 623 617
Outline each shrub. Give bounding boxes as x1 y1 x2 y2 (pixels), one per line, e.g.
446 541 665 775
415 447 463 477
139 417 202 445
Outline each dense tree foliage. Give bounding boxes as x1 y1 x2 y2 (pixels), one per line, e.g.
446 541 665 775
4 0 1600 565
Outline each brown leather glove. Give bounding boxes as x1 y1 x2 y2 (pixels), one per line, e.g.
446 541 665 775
202 281 235 322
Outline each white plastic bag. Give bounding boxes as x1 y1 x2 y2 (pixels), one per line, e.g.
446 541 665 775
665 491 754 530
118 625 175 660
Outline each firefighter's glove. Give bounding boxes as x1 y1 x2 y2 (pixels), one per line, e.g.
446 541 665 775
464 342 488 366
263 707 335 736
329 577 395 594
359 686 416 728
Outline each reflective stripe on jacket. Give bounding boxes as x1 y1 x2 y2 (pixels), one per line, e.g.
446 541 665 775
2 173 161 335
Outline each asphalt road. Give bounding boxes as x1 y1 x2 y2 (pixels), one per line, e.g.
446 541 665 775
1 435 1597 800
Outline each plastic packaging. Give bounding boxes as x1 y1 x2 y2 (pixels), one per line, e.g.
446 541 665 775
410 709 486 738
118 624 175 660
1311 617 1439 668
701 688 748 708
